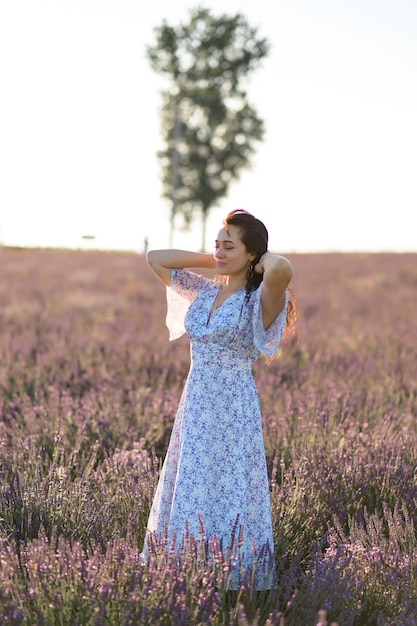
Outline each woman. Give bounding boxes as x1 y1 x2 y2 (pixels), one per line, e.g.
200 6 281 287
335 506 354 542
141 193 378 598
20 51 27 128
142 209 295 589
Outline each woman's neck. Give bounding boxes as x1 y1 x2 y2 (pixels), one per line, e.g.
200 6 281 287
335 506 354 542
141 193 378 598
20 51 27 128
224 275 246 292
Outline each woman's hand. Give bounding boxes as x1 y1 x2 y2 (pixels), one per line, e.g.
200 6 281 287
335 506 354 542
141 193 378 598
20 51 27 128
254 251 272 275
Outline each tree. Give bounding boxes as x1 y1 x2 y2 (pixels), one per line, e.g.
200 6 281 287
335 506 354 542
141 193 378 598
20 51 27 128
147 7 270 250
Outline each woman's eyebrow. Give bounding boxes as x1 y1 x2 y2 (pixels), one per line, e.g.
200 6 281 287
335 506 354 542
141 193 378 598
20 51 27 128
215 238 234 244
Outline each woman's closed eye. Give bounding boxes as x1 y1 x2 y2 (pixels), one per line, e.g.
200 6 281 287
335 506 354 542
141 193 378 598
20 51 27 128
215 243 234 250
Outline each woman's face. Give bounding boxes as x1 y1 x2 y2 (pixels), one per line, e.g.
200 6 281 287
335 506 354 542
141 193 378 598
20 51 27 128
214 224 254 278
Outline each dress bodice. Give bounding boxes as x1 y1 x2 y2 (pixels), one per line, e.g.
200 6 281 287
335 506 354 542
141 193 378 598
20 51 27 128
166 269 288 361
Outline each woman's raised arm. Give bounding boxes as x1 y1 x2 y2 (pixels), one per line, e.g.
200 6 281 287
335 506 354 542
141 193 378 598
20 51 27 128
146 250 215 286
255 253 293 330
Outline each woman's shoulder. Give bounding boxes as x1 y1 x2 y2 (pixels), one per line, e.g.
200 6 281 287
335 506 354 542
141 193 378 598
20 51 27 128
171 268 217 294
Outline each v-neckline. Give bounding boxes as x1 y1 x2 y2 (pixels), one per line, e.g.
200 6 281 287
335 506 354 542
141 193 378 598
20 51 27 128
206 285 244 325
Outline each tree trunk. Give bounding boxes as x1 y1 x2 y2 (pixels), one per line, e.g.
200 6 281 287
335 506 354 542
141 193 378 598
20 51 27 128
201 210 207 252
169 211 174 248
170 99 181 248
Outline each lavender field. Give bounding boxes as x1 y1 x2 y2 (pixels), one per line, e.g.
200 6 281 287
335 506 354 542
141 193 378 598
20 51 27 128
0 248 416 625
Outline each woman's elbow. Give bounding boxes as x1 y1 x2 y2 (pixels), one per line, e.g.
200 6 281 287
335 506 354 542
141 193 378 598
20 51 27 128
273 257 293 285
146 249 158 268
283 258 293 283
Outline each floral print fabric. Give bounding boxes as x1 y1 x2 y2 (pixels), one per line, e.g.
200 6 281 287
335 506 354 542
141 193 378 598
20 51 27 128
143 269 288 588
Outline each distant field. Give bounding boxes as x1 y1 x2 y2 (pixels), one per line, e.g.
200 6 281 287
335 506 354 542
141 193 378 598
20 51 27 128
0 248 416 625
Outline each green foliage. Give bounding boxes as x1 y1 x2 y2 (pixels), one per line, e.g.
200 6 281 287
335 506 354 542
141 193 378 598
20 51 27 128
147 8 269 249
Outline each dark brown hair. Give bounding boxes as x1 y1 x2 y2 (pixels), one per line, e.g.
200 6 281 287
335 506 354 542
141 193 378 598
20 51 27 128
224 209 297 344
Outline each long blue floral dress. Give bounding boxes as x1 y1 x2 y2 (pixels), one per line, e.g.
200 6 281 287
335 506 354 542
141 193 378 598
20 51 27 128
142 269 288 589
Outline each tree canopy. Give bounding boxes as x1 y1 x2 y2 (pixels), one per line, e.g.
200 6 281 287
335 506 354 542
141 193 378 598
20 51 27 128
147 7 270 250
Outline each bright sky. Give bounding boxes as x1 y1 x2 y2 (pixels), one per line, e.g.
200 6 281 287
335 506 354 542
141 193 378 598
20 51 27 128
1 0 416 253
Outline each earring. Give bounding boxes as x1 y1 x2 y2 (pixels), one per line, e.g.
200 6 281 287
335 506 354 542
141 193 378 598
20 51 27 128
247 262 254 281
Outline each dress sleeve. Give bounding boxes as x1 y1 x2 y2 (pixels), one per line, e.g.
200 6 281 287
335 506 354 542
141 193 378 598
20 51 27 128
252 284 289 356
166 269 210 341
